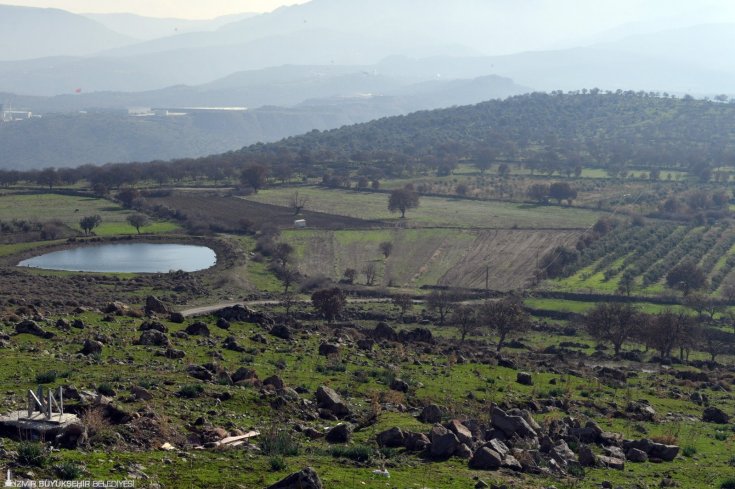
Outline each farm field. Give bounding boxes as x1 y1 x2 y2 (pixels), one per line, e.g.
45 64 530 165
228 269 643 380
283 228 579 290
0 192 178 237
244 186 603 229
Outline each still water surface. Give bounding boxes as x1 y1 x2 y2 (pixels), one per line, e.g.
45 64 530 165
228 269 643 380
18 243 216 273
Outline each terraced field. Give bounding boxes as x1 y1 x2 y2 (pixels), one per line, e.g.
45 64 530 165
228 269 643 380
284 228 579 290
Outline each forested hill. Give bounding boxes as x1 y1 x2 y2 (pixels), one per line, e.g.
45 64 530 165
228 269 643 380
238 91 735 177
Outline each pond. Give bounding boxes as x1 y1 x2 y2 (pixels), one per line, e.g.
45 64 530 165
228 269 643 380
18 243 217 273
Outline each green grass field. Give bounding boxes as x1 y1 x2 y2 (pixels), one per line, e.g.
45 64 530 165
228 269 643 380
0 192 178 236
245 186 602 229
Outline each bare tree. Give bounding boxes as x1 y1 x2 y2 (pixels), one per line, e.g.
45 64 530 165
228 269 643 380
584 302 640 356
289 191 308 215
480 298 531 351
379 241 394 258
451 304 479 343
392 294 413 319
362 263 378 286
426 289 456 325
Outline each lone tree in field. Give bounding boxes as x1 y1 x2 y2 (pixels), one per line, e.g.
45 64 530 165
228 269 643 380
451 304 479 343
426 289 456 325
392 294 413 319
388 187 419 218
379 241 393 258
311 287 346 323
289 191 308 215
240 164 269 193
549 182 578 205
666 261 707 295
584 302 639 356
480 298 531 351
126 213 149 234
79 214 102 236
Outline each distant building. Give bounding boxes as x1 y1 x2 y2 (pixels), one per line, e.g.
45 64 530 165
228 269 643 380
294 219 307 228
0 105 33 122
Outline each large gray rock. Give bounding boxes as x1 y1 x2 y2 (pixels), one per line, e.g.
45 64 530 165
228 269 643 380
703 406 730 424
325 423 352 443
267 467 323 489
135 329 169 347
469 447 503 470
80 339 103 356
578 444 596 467
15 320 54 339
144 296 170 315
650 443 679 462
419 404 443 423
597 455 625 470
318 343 340 356
315 386 350 417
626 448 648 463
447 420 473 446
484 439 509 458
404 431 431 451
377 427 405 448
185 321 210 337
516 372 533 386
430 425 460 458
491 406 537 438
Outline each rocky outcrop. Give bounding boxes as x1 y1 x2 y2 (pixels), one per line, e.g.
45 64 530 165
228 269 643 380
267 467 323 489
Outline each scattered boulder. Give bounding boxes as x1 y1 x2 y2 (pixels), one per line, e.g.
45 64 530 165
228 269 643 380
419 404 443 423
164 348 185 359
447 420 473 446
270 324 292 340
491 406 537 439
186 322 210 337
222 336 245 352
187 365 213 382
139 321 167 333
469 447 503 470
399 328 433 343
455 443 473 459
516 372 533 386
263 375 285 390
372 322 398 341
131 386 153 401
145 296 170 315
356 339 374 350
71 319 85 330
80 339 103 356
626 448 648 463
430 425 460 458
578 444 597 467
169 312 185 323
325 423 352 443
232 368 258 384
649 443 679 462
15 320 54 339
104 302 129 315
55 318 71 331
597 455 625 470
315 386 350 417
390 378 409 392
318 343 340 356
703 406 730 424
217 305 273 326
404 431 431 451
267 467 323 489
215 317 230 330
377 427 405 448
136 330 169 347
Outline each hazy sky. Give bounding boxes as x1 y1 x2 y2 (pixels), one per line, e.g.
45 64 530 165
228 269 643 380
1 0 309 18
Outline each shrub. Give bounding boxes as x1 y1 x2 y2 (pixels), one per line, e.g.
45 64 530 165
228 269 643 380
97 383 115 397
682 445 697 457
261 428 300 456
17 442 48 467
328 445 373 462
177 384 204 399
35 370 57 384
56 461 83 480
721 478 735 489
269 455 287 472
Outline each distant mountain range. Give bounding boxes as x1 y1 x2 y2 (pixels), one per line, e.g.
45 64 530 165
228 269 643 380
1 0 734 97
